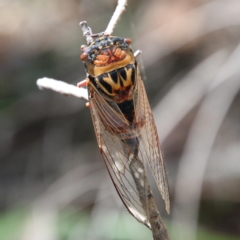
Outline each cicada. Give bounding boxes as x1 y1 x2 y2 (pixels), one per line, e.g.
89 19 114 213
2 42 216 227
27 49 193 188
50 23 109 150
78 21 170 229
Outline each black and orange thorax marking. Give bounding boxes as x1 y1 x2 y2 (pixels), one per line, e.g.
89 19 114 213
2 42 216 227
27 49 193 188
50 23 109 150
81 36 136 103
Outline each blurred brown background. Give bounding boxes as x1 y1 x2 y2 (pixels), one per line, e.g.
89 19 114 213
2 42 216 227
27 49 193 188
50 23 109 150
0 0 240 239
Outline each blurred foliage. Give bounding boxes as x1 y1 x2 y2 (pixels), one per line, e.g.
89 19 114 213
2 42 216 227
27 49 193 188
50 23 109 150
0 208 27 240
0 208 239 240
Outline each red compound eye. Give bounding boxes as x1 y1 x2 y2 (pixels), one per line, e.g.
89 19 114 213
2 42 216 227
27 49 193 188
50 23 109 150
125 38 132 45
80 52 88 61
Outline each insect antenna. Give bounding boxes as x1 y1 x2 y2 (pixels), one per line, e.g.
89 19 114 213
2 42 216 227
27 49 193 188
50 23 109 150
79 21 94 45
80 0 127 44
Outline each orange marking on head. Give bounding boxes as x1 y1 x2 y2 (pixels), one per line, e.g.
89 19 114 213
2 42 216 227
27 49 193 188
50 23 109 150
93 47 127 67
94 55 109 65
109 48 126 63
101 51 108 55
114 48 122 58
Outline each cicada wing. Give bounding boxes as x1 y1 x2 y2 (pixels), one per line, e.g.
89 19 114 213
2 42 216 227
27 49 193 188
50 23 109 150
134 65 170 214
88 83 151 227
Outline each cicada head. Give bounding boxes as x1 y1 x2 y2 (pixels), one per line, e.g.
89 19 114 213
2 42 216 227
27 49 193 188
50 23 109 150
80 36 135 78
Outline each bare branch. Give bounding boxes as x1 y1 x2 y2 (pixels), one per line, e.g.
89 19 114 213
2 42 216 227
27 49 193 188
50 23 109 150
129 157 170 240
104 0 127 35
36 78 88 101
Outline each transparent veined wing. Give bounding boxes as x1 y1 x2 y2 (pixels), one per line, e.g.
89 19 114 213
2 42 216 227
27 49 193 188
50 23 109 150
88 82 151 227
134 64 170 214
87 63 170 227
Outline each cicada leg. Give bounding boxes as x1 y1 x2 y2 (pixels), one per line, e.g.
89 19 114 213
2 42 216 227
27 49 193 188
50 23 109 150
77 79 89 88
134 50 142 58
77 78 90 108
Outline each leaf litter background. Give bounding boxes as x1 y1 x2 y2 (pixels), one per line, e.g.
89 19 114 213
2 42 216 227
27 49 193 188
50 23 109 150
0 0 240 239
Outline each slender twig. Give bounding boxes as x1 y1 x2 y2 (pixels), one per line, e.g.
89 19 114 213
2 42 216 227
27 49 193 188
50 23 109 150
129 157 170 240
104 0 127 35
36 78 88 101
147 185 170 240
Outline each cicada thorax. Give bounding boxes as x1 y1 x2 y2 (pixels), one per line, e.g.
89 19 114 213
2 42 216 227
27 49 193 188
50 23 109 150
80 36 136 105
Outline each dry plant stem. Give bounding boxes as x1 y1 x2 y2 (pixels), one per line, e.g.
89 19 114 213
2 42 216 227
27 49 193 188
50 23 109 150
147 186 170 240
104 0 127 35
36 78 88 101
129 157 170 240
